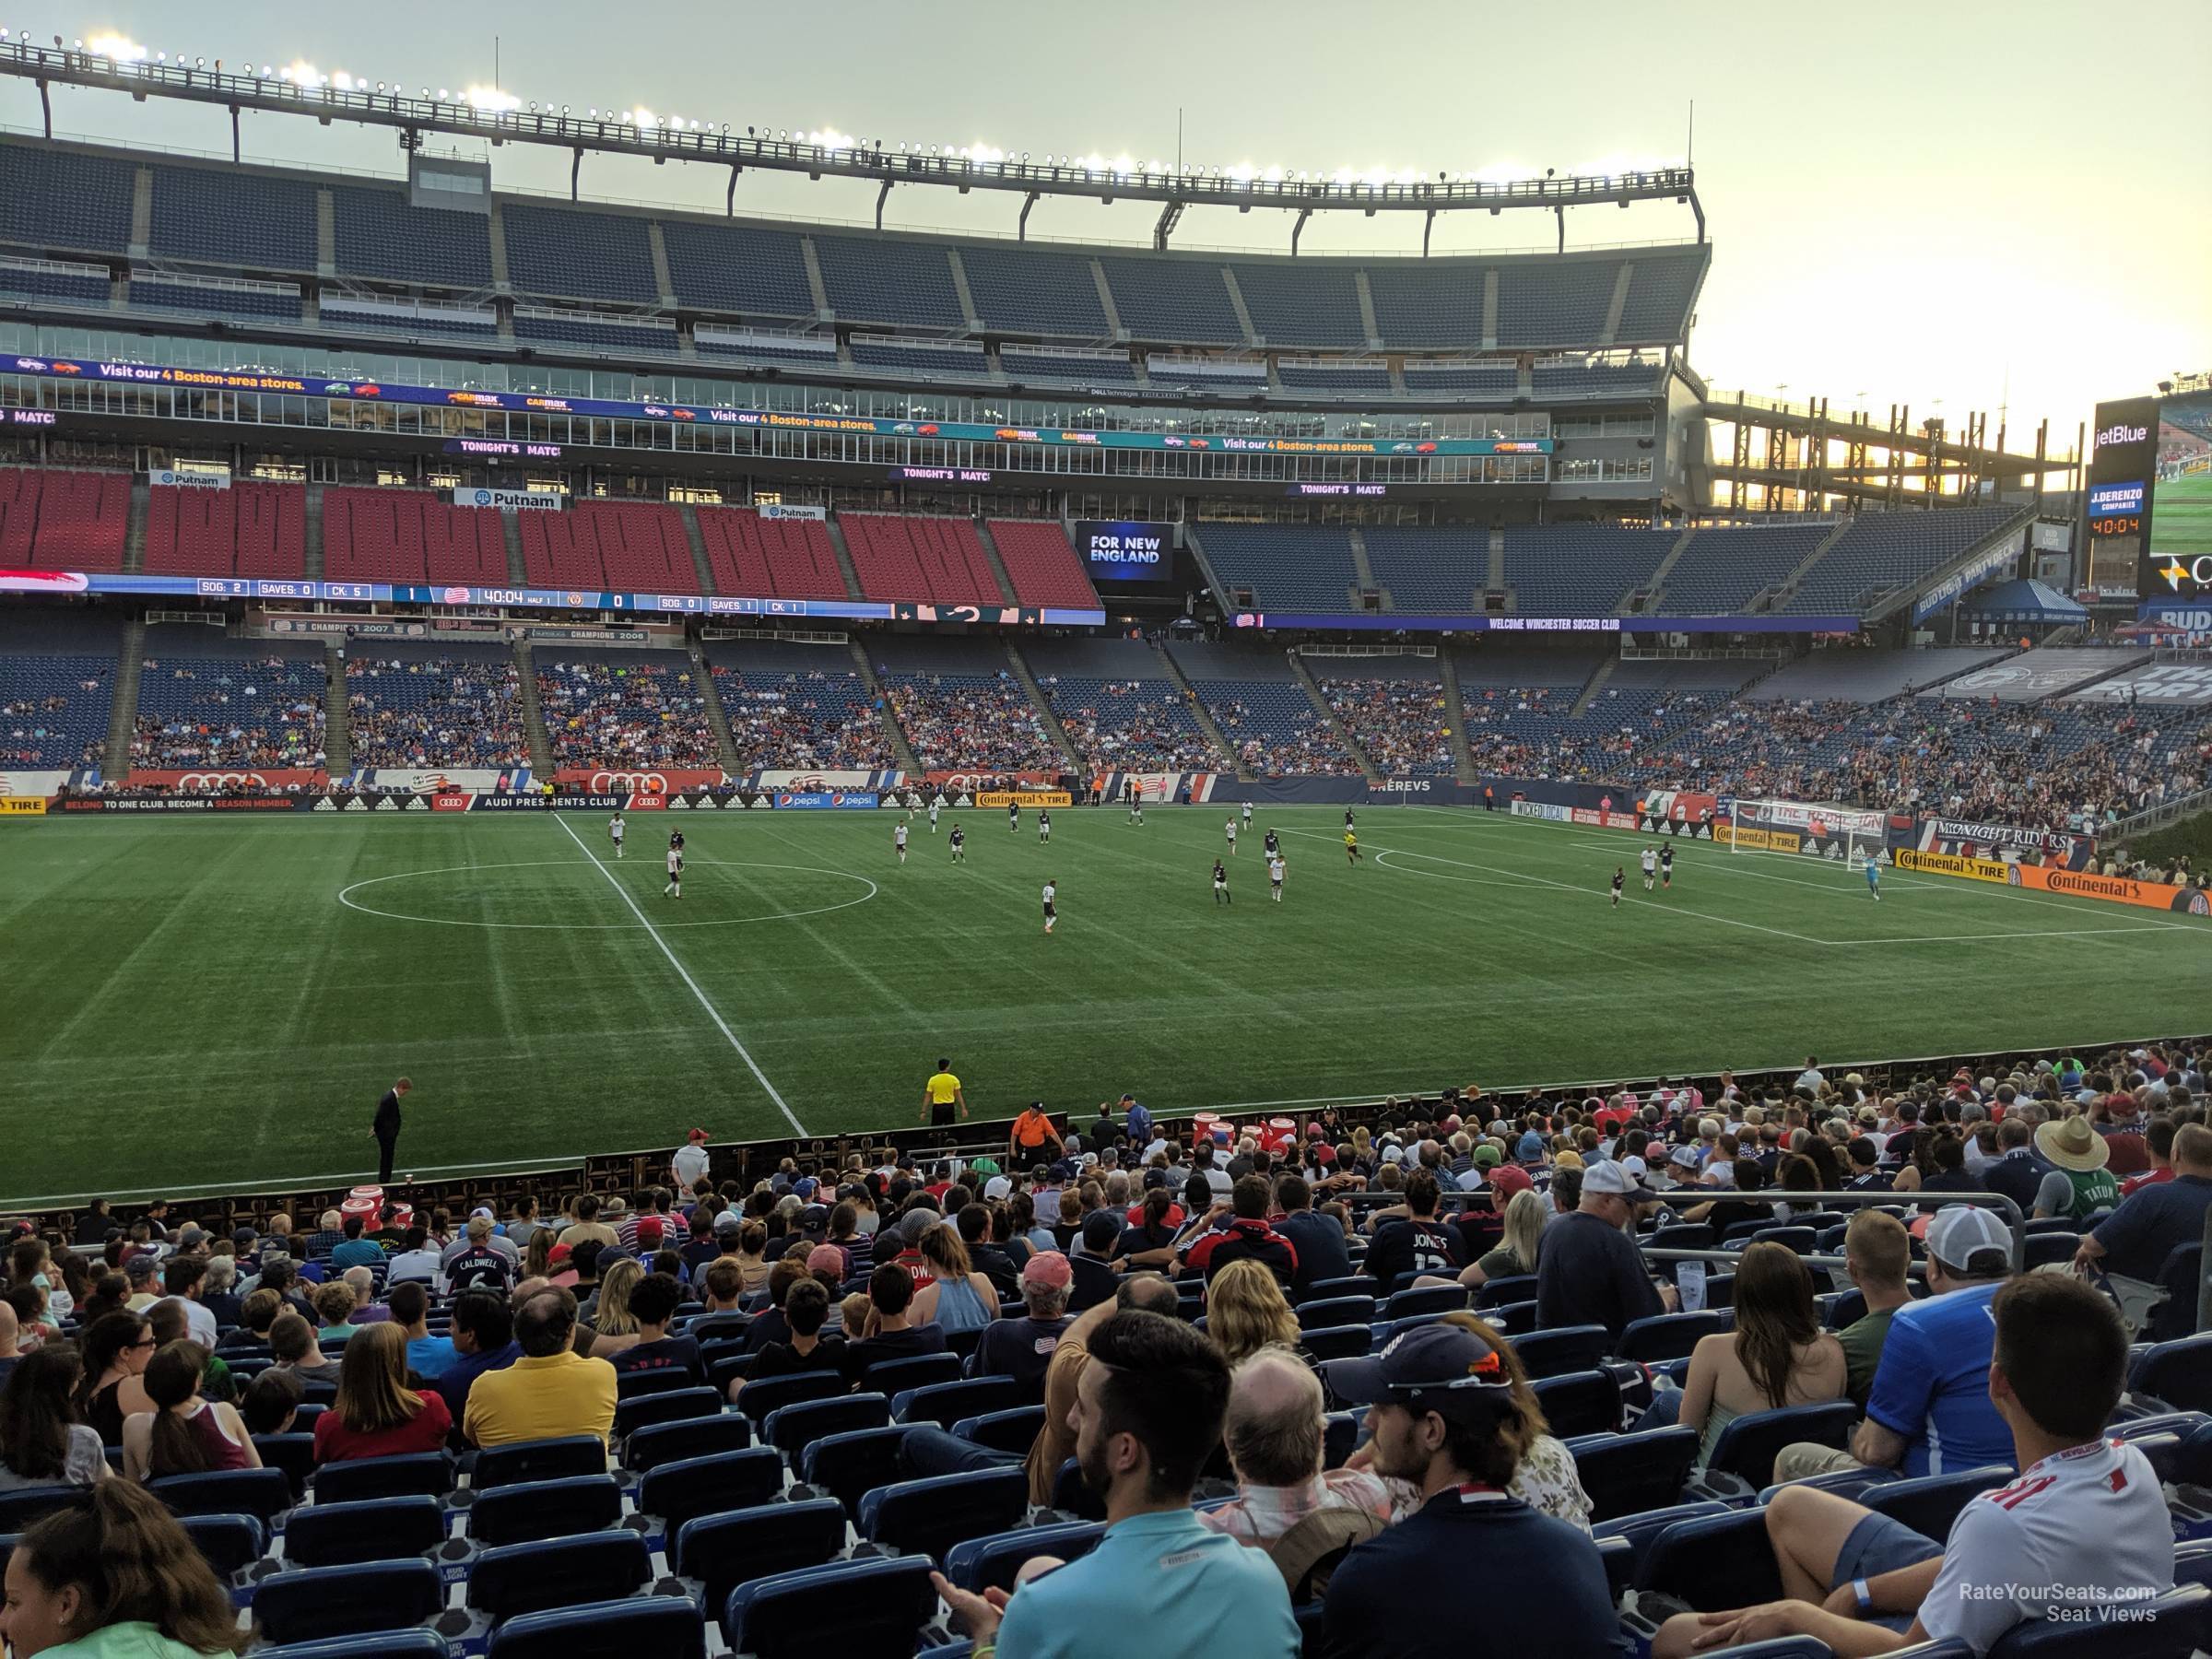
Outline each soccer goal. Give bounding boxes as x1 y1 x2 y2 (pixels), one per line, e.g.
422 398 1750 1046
1725 798 1889 869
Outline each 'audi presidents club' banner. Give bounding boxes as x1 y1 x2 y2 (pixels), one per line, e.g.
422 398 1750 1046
553 768 730 794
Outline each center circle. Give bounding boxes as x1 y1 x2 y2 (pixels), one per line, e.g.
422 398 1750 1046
335 858 878 931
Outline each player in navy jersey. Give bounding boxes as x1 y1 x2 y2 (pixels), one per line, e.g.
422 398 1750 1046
1611 867 1625 909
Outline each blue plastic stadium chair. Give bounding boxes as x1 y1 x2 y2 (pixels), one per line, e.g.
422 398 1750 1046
1381 1284 1467 1323
1593 1498 1733 1585
620 1412 751 1474
798 1425 913 1518
951 1406 1046 1457
465 1475 622 1547
1985 1583 2210 1658
671 1500 848 1609
1635 1505 1785 1611
313 1453 455 1504
1568 1427 1701 1525
1861 1465 2013 1541
1694 1401 1861 1498
858 1466 1030 1563
1530 1370 1620 1441
1616 1311 1733 1365
253 1559 446 1646
2133 1334 2212 1416
486 1594 704 1659
721 1556 937 1659
943 1520 1106 1594
0 1486 82 1530
892 1376 1024 1430
762 1393 890 1460
463 1532 653 1627
1300 1277 1374 1304
1474 1274 1539 1309
1749 1226 1817 1255
634 1448 783 1534
468 1436 606 1491
1511 1324 1612 1381
1300 1324 1372 1363
615 1367 700 1403
1296 1295 1378 1333
254 1433 318 1501
181 1512 267 1578
611 1385 722 1442
150 1467 294 1523
1485 1300 1538 1335
1820 1288 1868 1329
862 1352 963 1395
283 1497 447 1568
735 1369 845 1426
1324 1411 1364 1470
256 1632 452 1659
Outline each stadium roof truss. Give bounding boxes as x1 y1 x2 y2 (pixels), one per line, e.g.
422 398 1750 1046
0 41 1702 253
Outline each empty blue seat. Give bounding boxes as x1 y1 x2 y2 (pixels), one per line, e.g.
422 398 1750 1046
0 1486 80 1530
1511 1325 1612 1381
464 1532 653 1626
893 1377 1023 1430
486 1594 704 1659
1699 1402 1861 1496
1300 1277 1373 1303
1861 1465 2012 1541
634 1449 783 1534
1301 1325 1371 1362
1297 1296 1377 1332
255 1433 318 1500
1487 1300 1538 1336
863 1352 964 1395
859 1466 1030 1563
1382 1285 1467 1323
1050 1454 1106 1522
466 1475 622 1547
150 1467 293 1523
2134 1335 2212 1415
1324 1411 1364 1471
721 1556 937 1659
314 1453 455 1504
612 1386 722 1441
181 1512 267 1577
736 1369 845 1425
672 1500 848 1608
943 1520 1106 1594
284 1497 446 1568
1984 1583 2210 1658
1617 1311 1732 1364
253 1559 445 1646
952 1406 1046 1457
1635 1505 1783 1610
1568 1427 1701 1524
615 1368 700 1403
621 1412 751 1473
1594 1497 1733 1583
799 1425 912 1518
1529 1370 1620 1440
470 1436 606 1490
1475 1274 1542 1309
763 1393 889 1460
257 1632 452 1659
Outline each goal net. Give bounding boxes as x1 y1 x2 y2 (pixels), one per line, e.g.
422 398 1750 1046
1724 798 1889 869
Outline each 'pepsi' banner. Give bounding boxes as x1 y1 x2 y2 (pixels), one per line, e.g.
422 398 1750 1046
773 791 879 809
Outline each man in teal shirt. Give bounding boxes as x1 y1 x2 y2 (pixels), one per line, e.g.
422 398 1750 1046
932 1310 1297 1659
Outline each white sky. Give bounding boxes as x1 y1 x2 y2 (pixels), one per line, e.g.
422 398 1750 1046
6 0 2206 449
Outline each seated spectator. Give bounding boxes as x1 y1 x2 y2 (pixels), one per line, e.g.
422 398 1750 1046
121 1341 259 1481
841 1263 947 1383
121 1254 162 1312
1206 1259 1303 1366
930 1309 1299 1658
734 1278 841 1398
2073 1122 2212 1324
384 1227 442 1286
432 1290 521 1428
311 1323 454 1464
145 1302 234 1404
198 1257 242 1330
738 1258 809 1355
0 1346 108 1491
908 1220 999 1335
1654 1276 2173 1657
1775 1206 2014 1482
1068 1210 1124 1312
971 1253 1074 1393
959 1204 1020 1300
328 1216 383 1271
604 1273 702 1382
2031 1113 2121 1220
312 1281 360 1345
1188 1175 1300 1287
1535 1159 1677 1340
385 1281 456 1380
0 1479 247 1659
580 1256 642 1335
1326 1318 1619 1658
1112 1186 1182 1273
266 1312 338 1384
238 1368 303 1438
442 1215 516 1295
1438 1186 1543 1291
462 1287 617 1447
1835 1211 1914 1408
75 1312 157 1446
1270 1174 1351 1292
0 1300 19 1392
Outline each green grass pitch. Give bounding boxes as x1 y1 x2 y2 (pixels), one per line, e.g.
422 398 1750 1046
2153 473 2212 559
5 803 2210 1204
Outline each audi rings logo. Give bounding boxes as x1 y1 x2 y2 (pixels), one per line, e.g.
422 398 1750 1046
590 771 668 794
178 771 268 790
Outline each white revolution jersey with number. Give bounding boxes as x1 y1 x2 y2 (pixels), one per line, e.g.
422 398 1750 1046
1041 882 1056 908
1270 857 1285 883
609 819 624 841
1226 822 1237 840
1641 850 1657 872
895 826 908 846
665 850 682 876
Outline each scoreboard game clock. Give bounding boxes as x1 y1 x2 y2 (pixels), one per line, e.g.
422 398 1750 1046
2085 396 2159 598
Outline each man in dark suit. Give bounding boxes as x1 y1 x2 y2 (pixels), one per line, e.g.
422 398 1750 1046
372 1077 413 1185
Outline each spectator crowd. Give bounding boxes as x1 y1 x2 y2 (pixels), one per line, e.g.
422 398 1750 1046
128 656 325 772
1318 676 1455 775
345 656 529 771
709 666 895 770
883 670 1064 772
535 658 717 769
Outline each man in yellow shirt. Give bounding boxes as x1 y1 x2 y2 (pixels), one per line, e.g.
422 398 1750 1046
462 1286 617 1447
921 1058 968 1129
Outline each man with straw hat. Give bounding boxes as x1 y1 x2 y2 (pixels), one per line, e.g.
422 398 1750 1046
2030 1114 2120 1224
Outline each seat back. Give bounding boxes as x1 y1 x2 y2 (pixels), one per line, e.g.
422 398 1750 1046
892 1377 1024 1430
615 1367 700 1402
673 1500 848 1609
1297 1296 1377 1332
1511 1324 1611 1380
635 1448 784 1532
1862 1465 2013 1542
943 1520 1107 1594
465 1532 653 1624
798 1426 913 1518
2152 1245 2205 1345
1300 1324 1371 1362
611 1386 722 1442
1382 1285 1466 1322
1568 1427 1701 1525
1636 1505 1784 1610
150 1467 294 1522
313 1453 456 1505
486 1594 704 1659
721 1555 937 1659
1474 1275 1538 1309
1705 1401 1860 1491
246 1632 450 1659
255 1433 318 1500
863 1352 963 1395
469 1436 606 1490
465 1475 622 1547
1298 1277 1372 1302
1528 1370 1620 1440
735 1369 846 1424
860 1466 1031 1563
0 1486 81 1531
181 1512 267 1578
2136 1334 2212 1415
952 1406 1047 1457
253 1559 446 1646
283 1497 447 1568
764 1393 890 1459
1616 1311 1731 1364
621 1412 751 1474
1985 1583 2211 1658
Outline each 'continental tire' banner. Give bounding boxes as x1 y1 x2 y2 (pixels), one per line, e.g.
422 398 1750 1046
1714 823 1801 853
554 768 728 793
125 768 328 791
1896 848 2011 883
979 790 1072 808
2007 864 2212 915
0 796 46 816
923 771 1063 789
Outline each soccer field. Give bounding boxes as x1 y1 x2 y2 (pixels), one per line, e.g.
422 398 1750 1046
6 803 2209 1205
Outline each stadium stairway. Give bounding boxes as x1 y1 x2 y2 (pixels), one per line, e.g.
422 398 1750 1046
512 640 557 778
1149 639 1245 780
303 486 325 580
1345 527 1382 608
1437 645 1478 782
1756 521 1855 613
100 616 146 779
675 506 718 597
1569 655 1618 718
322 641 352 775
969 521 1021 606
500 512 529 586
1004 639 1085 773
688 640 742 776
821 515 867 602
124 477 148 573
846 639 923 775
1626 527 1698 616
1286 649 1379 780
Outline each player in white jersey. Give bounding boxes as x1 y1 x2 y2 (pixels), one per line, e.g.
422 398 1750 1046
664 844 683 899
1041 878 1057 934
1268 853 1285 902
1641 846 1658 891
1241 801 1253 830
1225 818 1239 855
607 811 625 858
949 823 966 863
894 822 909 865
1038 810 1052 843
927 797 940 832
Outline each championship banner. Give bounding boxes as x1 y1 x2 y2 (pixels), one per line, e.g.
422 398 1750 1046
748 769 902 791
1915 817 2097 870
923 771 1062 789
0 796 46 816
554 767 727 793
1896 848 2011 883
125 768 328 791
2006 863 2212 915
347 768 526 794
978 790 1072 808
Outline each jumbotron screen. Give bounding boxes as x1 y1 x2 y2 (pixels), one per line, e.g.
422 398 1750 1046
2095 392 2212 600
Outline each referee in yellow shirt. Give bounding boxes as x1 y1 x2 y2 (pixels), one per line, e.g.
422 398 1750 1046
922 1058 969 1128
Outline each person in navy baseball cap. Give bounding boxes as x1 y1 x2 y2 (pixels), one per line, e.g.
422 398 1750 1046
1325 1318 1519 1420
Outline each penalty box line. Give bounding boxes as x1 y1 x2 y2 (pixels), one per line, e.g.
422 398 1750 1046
555 814 807 1136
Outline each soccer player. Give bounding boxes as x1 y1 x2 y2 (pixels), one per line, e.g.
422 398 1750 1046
1241 800 1253 831
949 823 966 864
1263 826 1279 857
669 828 685 856
1611 866 1625 908
1345 828 1360 865
1866 856 1882 901
1268 853 1286 903
1641 845 1658 891
927 797 940 832
1225 817 1239 855
1041 877 1058 935
894 820 909 865
664 841 683 900
1008 799 1019 833
607 810 625 858
1659 843 1674 888
1039 809 1052 843
1213 858 1231 906
1345 808 1355 830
